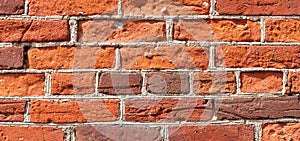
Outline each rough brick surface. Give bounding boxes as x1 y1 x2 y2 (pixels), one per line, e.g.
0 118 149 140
193 72 236 94
0 100 26 122
76 125 162 141
30 100 119 123
265 19 300 42
169 125 254 141
51 73 96 95
98 73 142 95
0 73 45 96
28 0 119 16
216 46 300 68
0 126 64 141
28 46 115 69
262 123 300 141
216 96 300 120
287 72 300 94
174 20 260 42
216 0 300 15
122 0 210 15
125 98 212 122
0 0 24 14
78 20 166 42
146 72 189 94
0 20 69 42
241 72 283 93
0 47 23 69
120 46 209 70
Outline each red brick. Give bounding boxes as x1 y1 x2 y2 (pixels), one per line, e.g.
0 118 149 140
0 20 69 42
169 125 254 141
76 125 162 141
0 20 31 42
241 72 283 93
174 20 260 42
0 73 45 96
216 96 300 120
98 73 142 95
125 98 212 122
0 0 24 14
30 99 119 123
216 0 300 15
51 73 96 95
0 126 64 141
0 100 26 122
21 20 70 42
28 46 115 69
287 72 300 94
265 19 300 42
146 72 189 94
216 46 300 68
78 20 166 42
28 0 119 16
122 0 210 15
193 72 236 94
120 46 209 70
0 47 23 69
262 123 300 141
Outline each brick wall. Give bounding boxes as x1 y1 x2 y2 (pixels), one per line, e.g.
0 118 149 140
0 0 300 141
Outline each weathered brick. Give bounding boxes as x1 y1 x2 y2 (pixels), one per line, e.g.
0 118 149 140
122 0 210 15
21 20 70 42
28 0 119 16
78 20 166 42
241 72 283 93
287 72 300 94
193 72 236 94
0 47 23 69
30 99 119 123
98 72 142 95
0 100 26 122
216 46 300 68
174 20 260 42
262 123 300 141
120 46 209 70
265 19 300 42
125 98 212 122
216 96 300 120
0 0 24 14
169 125 254 141
0 126 64 141
0 20 69 42
146 72 189 94
216 0 300 15
28 46 115 69
0 73 45 96
76 125 162 141
51 73 96 95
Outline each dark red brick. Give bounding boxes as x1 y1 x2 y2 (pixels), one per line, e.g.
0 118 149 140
169 125 254 141
76 125 162 141
0 47 23 69
0 0 24 14
98 73 142 95
125 98 212 122
146 72 189 94
216 96 300 120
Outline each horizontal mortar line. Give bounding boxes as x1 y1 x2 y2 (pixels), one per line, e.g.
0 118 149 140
2 15 300 20
0 118 299 126
0 94 295 100
2 42 300 48
1 68 300 73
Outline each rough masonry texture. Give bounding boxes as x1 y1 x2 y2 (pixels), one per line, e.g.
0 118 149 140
0 0 300 140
